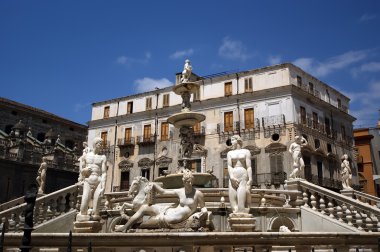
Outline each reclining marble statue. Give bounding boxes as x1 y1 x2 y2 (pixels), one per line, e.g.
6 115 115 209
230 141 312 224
227 135 252 214
76 137 107 222
115 169 212 231
288 135 308 179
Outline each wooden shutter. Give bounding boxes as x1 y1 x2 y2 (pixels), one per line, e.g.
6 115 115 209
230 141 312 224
120 171 130 191
224 82 232 96
193 122 200 134
101 131 107 146
125 128 132 142
143 125 151 139
244 108 254 129
224 112 233 132
300 106 306 124
163 94 169 107
103 106 110 118
161 122 169 141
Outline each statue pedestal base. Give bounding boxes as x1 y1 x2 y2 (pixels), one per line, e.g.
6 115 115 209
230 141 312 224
228 213 256 232
73 221 102 233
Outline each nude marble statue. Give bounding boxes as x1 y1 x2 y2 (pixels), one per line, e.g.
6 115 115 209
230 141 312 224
76 137 107 222
36 157 47 194
341 154 352 189
289 135 308 179
180 59 192 83
227 135 252 214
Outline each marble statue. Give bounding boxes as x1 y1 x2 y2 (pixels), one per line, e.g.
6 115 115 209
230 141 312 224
227 135 252 214
288 135 308 179
341 154 352 189
36 157 47 194
115 169 210 231
76 137 107 222
180 59 192 83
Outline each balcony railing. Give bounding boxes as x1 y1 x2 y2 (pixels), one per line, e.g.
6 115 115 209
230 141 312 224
136 135 155 145
217 121 240 134
253 172 287 187
117 137 135 146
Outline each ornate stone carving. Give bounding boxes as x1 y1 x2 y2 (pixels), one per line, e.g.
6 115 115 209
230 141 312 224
264 142 287 153
118 159 133 172
193 144 208 157
138 157 154 168
243 145 261 156
155 156 172 167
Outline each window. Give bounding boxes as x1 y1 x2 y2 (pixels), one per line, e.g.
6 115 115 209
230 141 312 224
300 106 306 124
125 128 132 142
127 101 133 114
101 131 108 147
224 111 233 132
163 94 170 107
161 122 169 141
193 122 201 134
337 98 342 109
223 160 229 188
327 143 332 153
244 108 254 129
191 159 202 173
270 153 284 185
325 117 331 135
296 76 302 87
103 106 110 118
312 112 318 129
193 89 200 101
159 167 168 176
244 78 252 92
141 169 150 180
341 125 346 141
304 156 312 181
251 158 258 186
224 82 232 96
146 97 152 110
143 125 151 140
308 82 314 93
317 161 323 185
314 139 320 149
120 171 130 191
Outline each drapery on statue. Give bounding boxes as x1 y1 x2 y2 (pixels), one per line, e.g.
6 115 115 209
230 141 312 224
180 59 192 83
76 137 107 222
341 154 352 189
115 169 212 232
36 157 47 194
288 135 308 179
227 135 252 214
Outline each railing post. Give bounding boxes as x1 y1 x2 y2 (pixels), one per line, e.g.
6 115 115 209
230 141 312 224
20 183 38 252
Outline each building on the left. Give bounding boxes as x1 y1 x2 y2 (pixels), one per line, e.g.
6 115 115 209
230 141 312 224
0 97 87 203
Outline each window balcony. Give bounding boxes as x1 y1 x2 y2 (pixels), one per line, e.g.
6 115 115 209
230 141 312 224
117 137 135 147
261 114 285 128
136 135 155 145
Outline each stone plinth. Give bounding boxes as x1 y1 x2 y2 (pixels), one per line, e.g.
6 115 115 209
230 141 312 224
73 221 102 233
228 213 256 232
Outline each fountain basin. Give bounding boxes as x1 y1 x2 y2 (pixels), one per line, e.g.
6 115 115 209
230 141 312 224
167 112 205 128
154 173 213 189
173 82 200 95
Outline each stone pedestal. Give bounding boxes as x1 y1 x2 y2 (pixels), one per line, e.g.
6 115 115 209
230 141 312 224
227 213 256 232
73 221 102 233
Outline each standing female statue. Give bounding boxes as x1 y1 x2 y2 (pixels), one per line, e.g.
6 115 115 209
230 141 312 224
341 154 352 189
227 135 252 214
36 157 47 194
76 137 107 221
289 135 308 179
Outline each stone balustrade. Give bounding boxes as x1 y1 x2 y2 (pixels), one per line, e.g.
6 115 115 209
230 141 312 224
0 197 24 212
0 184 79 233
287 179 380 232
341 189 380 208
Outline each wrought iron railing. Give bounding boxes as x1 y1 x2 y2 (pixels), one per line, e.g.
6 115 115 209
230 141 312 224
136 135 155 145
117 137 135 146
262 114 285 128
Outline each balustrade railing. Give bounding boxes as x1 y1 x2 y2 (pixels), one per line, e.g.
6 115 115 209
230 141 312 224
287 179 380 232
0 184 79 233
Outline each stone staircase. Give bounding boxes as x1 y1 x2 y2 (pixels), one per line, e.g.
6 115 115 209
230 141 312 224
0 184 80 233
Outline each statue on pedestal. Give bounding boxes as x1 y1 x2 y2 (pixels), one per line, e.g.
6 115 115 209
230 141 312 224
340 154 352 189
76 137 107 222
36 157 47 194
115 169 212 232
180 59 192 83
227 135 252 214
288 136 308 179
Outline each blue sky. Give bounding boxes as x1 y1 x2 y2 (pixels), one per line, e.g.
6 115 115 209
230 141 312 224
1 1 379 127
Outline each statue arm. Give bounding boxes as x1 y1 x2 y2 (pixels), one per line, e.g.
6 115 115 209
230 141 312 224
100 155 107 189
288 144 293 154
152 183 176 196
246 150 253 186
197 191 207 213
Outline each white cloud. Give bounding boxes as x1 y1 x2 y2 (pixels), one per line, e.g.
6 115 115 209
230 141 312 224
359 13 377 22
268 55 282 65
134 77 173 93
345 81 380 127
116 52 151 66
218 37 250 61
351 62 380 77
293 49 369 77
170 49 194 59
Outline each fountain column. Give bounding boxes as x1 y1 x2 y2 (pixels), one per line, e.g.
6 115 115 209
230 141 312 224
167 60 205 171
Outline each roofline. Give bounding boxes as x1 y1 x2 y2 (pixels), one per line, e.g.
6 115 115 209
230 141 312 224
92 62 351 106
0 97 87 129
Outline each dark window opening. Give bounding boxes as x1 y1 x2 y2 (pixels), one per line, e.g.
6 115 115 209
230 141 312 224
37 133 45 142
11 111 18 116
5 125 13 134
271 133 280 142
314 139 320 149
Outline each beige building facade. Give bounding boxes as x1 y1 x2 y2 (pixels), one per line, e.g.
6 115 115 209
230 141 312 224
88 63 356 193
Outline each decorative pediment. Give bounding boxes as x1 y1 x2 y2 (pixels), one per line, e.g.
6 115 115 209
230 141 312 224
138 157 154 168
220 147 232 158
156 156 173 167
119 159 133 171
243 145 261 155
265 142 287 153
193 144 208 157
315 148 327 157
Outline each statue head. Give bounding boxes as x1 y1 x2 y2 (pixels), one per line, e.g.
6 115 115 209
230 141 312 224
341 154 349 161
182 169 194 184
185 59 190 64
230 135 243 148
92 137 103 152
